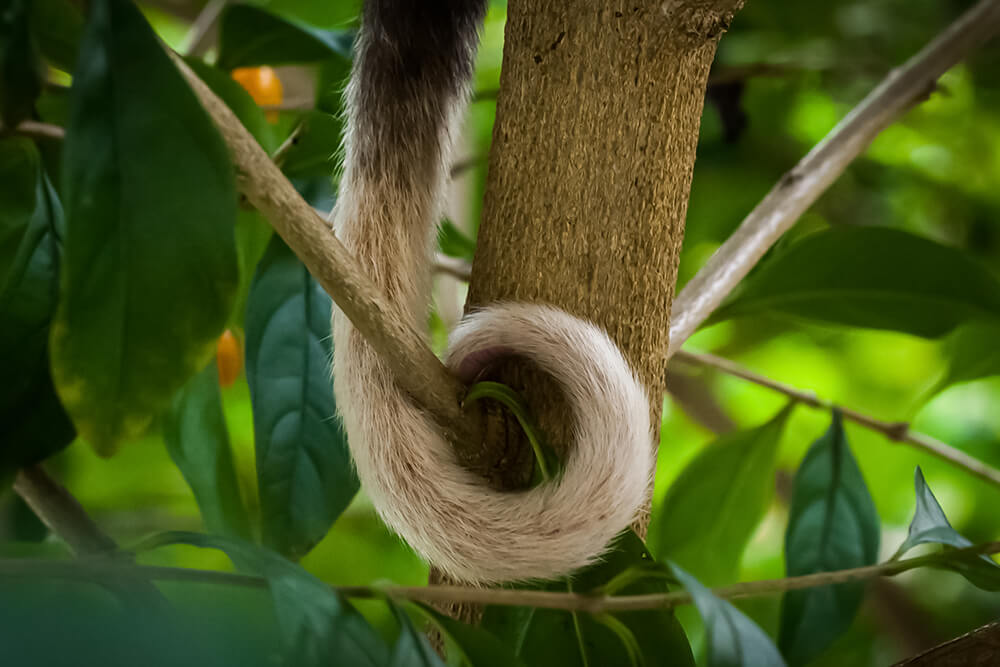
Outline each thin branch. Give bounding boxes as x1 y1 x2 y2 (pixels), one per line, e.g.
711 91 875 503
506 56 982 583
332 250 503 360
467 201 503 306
1 120 66 141
3 540 997 613
434 254 473 282
668 0 1000 357
183 0 226 58
674 349 1000 489
13 465 118 556
168 51 482 453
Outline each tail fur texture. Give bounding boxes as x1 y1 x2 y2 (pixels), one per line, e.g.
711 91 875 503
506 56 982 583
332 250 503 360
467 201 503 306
331 0 655 584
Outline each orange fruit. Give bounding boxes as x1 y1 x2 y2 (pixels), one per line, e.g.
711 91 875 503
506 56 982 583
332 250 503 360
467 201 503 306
231 66 283 122
216 329 242 387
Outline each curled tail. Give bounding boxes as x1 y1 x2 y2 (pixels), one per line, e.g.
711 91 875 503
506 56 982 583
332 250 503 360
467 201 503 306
331 0 655 583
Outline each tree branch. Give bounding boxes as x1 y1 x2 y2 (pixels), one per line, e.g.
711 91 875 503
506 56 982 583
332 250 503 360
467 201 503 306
0 120 66 141
674 349 1000 489
668 0 1000 357
168 52 482 453
3 540 997 613
13 465 118 556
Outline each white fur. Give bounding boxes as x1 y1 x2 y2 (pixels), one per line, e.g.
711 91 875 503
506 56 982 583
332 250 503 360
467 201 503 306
331 23 655 584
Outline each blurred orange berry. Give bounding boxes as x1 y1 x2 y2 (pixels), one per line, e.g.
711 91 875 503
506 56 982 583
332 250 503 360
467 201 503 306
216 329 242 388
231 66 283 123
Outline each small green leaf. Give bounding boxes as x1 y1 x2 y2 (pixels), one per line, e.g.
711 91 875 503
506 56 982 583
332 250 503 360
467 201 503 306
388 602 446 667
894 468 1000 591
217 5 353 70
671 563 787 667
652 406 792 585
778 411 880 666
230 210 273 329
279 110 344 179
414 603 528 667
711 227 1000 338
51 0 238 453
135 531 390 667
0 0 44 126
438 221 477 262
0 139 74 472
245 235 358 559
481 531 694 667
28 0 84 72
164 363 252 541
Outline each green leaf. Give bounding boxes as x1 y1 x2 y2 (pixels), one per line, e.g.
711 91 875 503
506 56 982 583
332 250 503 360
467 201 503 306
711 227 1000 338
136 531 390 667
671 563 787 667
652 406 792 585
217 5 353 70
245 235 358 559
51 0 238 454
28 0 84 72
184 58 276 152
438 221 477 262
316 55 352 115
894 468 1000 591
778 411 880 666
164 363 252 541
414 603 528 667
230 210 273 329
388 603 446 667
926 322 1000 398
279 110 344 179
0 139 74 473
481 531 694 667
0 0 44 126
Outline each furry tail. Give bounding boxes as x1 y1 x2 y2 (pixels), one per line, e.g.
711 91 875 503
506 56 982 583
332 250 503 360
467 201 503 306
332 0 654 583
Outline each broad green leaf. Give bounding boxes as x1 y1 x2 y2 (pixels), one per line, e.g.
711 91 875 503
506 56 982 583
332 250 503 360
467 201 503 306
652 407 792 585
0 0 43 126
438 221 477 262
28 0 84 72
926 322 1000 398
279 110 344 179
51 0 238 454
245 235 358 559
2 567 280 667
481 531 695 667
415 604 528 667
0 139 74 472
711 227 1000 338
250 0 360 29
778 411 880 666
671 563 787 667
185 58 276 152
388 602 446 667
217 5 352 70
893 467 1000 591
164 363 252 541
137 531 391 667
316 55 352 114
230 210 273 329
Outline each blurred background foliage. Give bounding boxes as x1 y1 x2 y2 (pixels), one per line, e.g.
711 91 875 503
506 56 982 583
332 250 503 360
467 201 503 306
3 0 1000 664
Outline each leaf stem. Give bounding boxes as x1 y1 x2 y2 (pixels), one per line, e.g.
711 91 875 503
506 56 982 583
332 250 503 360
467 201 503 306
465 381 552 481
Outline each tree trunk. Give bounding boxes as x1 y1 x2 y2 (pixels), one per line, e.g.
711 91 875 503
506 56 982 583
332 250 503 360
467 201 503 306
430 0 744 621
467 0 741 495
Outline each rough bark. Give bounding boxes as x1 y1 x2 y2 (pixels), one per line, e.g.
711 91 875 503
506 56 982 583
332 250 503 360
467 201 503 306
430 0 743 619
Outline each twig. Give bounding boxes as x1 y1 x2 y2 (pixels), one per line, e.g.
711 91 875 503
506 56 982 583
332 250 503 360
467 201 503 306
1 120 66 141
168 51 482 453
13 465 117 556
668 0 1000 357
3 540 997 613
183 0 226 58
434 254 473 282
674 349 1000 489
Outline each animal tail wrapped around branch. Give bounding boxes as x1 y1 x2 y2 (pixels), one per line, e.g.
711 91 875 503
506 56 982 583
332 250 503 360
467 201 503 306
331 0 655 584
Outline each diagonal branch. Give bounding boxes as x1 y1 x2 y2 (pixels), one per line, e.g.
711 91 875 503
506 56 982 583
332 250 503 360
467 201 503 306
168 52 482 453
668 0 1000 357
674 349 1000 489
